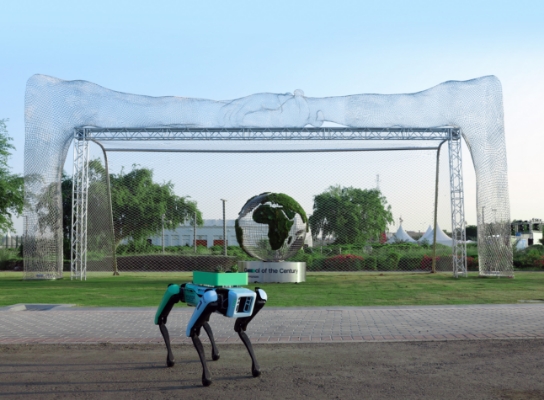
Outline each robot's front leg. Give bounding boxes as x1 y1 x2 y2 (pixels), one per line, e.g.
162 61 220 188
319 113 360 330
187 290 219 386
234 288 267 378
202 322 220 361
154 284 184 367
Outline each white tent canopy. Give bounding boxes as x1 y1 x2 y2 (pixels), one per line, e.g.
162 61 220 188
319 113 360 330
418 224 453 247
387 224 417 243
419 225 433 243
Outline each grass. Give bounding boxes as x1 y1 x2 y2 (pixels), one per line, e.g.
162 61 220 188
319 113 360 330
1 271 543 308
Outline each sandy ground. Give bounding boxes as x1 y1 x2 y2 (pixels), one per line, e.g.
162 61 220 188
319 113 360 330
1 340 543 399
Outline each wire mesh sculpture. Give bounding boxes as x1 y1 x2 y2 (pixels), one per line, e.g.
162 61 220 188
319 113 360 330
24 74 512 278
235 192 308 262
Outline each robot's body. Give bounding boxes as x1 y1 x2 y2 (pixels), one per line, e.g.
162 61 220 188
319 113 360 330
155 283 267 386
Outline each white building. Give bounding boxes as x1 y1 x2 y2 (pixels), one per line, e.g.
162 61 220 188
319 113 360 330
149 219 313 248
149 219 238 248
511 218 543 249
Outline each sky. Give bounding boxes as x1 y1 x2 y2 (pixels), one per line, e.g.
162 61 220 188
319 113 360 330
1 0 543 235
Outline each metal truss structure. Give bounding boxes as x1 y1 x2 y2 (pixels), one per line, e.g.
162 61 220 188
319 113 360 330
71 126 467 279
77 126 455 141
71 137 90 280
448 138 467 277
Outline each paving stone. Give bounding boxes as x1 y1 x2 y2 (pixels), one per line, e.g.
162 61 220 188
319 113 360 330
0 304 543 344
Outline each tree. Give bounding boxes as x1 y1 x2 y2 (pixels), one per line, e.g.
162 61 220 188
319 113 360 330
40 161 203 259
48 163 204 275
36 160 103 239
309 185 393 245
465 225 478 241
110 164 202 246
0 119 24 233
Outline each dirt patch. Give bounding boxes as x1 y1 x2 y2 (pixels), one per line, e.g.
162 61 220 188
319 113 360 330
1 339 543 399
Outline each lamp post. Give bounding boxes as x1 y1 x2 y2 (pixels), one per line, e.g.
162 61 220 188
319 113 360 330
221 199 227 256
161 214 165 253
193 211 197 254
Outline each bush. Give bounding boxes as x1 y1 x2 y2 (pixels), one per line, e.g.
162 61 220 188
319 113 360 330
0 248 18 270
435 256 452 271
288 249 315 266
323 254 364 271
514 245 544 269
303 246 314 254
420 255 435 271
363 256 377 270
114 255 238 271
196 245 211 255
116 239 161 255
179 246 196 255
533 256 544 269
378 252 401 270
398 256 423 271
466 256 478 271
466 243 478 257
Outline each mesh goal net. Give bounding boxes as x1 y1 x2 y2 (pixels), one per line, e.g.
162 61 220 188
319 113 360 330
79 139 458 274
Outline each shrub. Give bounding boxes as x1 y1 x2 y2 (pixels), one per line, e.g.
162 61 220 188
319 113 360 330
398 256 423 271
303 246 314 254
196 245 211 255
420 255 434 270
378 252 401 270
176 246 193 254
0 248 17 270
514 245 544 269
289 251 314 268
532 255 544 269
439 257 453 271
323 254 364 271
308 258 325 271
116 239 161 255
363 256 377 270
466 256 478 271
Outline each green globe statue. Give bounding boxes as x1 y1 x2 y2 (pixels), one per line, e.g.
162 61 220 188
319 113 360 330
235 192 308 262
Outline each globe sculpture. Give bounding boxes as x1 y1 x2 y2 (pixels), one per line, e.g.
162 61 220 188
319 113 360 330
235 192 308 262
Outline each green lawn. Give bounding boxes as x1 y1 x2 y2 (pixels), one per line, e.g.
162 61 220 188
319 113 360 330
0 271 543 308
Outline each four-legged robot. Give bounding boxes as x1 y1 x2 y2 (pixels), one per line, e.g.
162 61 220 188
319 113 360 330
155 283 267 386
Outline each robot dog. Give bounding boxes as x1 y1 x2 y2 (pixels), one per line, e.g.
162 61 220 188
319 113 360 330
155 281 267 386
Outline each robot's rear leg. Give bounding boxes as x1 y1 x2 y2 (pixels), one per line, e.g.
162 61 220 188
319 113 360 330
155 284 184 367
158 320 175 367
202 321 220 361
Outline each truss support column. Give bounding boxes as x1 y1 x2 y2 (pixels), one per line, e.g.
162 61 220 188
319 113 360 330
71 132 90 280
448 133 467 277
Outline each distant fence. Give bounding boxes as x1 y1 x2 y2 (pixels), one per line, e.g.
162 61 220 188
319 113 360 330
1 235 23 249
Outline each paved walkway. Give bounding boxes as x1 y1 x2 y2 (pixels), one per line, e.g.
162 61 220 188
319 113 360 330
1 303 543 345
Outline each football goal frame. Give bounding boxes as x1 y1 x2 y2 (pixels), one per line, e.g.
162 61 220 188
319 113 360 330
71 126 466 280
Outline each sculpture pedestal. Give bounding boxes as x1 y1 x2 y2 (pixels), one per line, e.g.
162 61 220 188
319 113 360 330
237 261 306 283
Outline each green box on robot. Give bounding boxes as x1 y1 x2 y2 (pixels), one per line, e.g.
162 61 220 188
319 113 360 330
192 271 248 287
